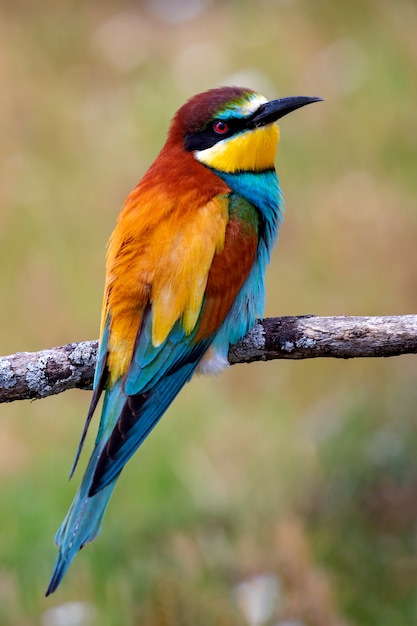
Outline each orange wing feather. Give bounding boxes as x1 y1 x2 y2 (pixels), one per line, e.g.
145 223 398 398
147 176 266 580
101 146 230 383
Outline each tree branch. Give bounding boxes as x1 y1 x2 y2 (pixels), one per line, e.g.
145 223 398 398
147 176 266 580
1 315 416 404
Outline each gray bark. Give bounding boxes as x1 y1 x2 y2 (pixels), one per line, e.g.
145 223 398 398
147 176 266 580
1 315 416 403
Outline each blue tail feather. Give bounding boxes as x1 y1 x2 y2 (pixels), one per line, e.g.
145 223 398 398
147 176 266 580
46 347 207 594
68 318 111 479
46 382 124 595
45 479 116 596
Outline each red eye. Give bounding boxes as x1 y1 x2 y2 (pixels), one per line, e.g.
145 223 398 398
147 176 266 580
213 120 229 134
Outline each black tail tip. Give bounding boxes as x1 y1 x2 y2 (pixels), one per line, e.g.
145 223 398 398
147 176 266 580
45 559 67 596
45 580 57 597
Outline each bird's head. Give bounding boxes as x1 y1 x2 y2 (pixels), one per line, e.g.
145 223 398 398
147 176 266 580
168 86 321 174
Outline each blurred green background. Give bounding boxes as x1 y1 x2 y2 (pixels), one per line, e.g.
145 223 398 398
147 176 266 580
1 0 417 624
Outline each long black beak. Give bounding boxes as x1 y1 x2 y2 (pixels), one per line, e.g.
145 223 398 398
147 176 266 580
248 96 323 128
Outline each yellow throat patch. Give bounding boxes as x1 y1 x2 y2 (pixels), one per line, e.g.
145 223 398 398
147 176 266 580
195 123 280 173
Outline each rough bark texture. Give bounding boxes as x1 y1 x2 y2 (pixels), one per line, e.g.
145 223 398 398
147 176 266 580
1 315 416 403
228 315 417 362
0 341 98 403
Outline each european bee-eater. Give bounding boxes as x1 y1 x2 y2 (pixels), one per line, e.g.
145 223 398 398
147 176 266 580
46 86 321 595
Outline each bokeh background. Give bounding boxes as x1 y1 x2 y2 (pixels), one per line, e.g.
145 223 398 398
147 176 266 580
1 1 417 624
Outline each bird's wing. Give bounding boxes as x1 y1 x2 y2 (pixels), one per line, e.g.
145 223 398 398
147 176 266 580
71 189 228 468
85 191 260 495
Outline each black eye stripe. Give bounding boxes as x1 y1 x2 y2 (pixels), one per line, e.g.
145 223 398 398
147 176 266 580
184 117 248 152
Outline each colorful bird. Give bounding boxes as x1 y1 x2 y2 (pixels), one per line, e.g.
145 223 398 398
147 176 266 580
46 86 321 595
